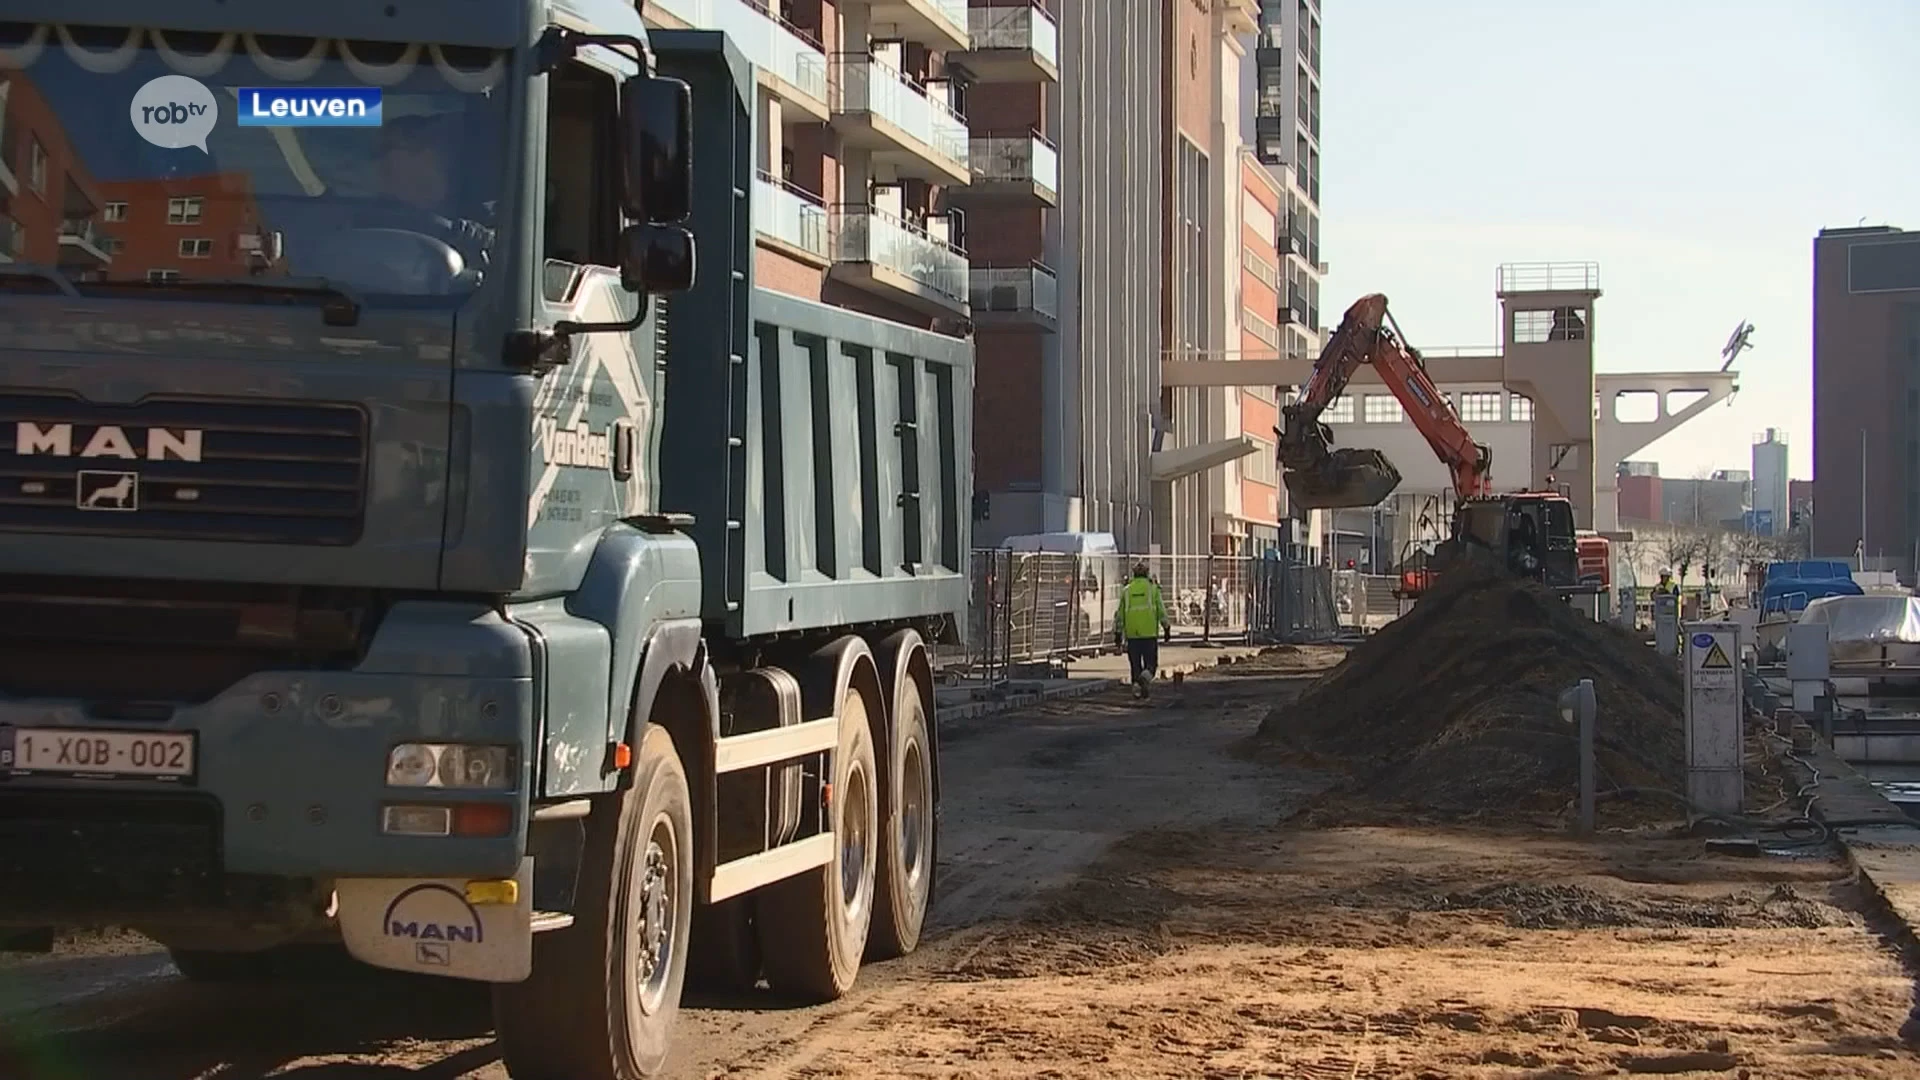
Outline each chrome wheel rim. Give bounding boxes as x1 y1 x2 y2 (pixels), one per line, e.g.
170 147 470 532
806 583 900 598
840 759 873 921
899 737 929 893
635 818 678 1015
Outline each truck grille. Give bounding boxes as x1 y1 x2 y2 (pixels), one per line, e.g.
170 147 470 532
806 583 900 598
0 394 368 545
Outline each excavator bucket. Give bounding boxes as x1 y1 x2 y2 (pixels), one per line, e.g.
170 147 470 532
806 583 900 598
1281 447 1404 509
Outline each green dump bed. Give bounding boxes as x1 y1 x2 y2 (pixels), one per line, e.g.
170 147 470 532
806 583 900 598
655 33 973 641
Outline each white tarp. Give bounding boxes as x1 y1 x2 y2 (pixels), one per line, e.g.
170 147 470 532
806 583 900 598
1797 595 1920 662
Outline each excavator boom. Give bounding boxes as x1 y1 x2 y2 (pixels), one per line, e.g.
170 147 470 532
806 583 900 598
1277 294 1493 510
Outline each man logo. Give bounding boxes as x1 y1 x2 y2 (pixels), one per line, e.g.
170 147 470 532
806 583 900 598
15 422 204 463
76 471 139 512
380 883 485 962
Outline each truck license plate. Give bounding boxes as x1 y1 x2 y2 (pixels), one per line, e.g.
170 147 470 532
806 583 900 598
2 729 195 781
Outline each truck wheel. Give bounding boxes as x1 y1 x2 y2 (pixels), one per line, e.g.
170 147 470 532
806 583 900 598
493 724 693 1080
867 683 933 960
756 689 878 1001
168 947 273 983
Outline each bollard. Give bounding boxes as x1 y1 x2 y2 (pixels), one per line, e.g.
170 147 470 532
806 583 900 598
1559 678 1598 836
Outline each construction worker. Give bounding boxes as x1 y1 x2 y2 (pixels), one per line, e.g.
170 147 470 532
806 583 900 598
1653 568 1681 598
1113 562 1171 699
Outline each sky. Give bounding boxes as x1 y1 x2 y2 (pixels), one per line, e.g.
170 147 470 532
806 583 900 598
1318 0 1920 483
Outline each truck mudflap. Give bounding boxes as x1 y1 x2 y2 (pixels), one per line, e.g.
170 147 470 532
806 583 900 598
335 857 534 983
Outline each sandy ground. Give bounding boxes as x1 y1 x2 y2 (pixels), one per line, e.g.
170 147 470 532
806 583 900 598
3 648 1918 1079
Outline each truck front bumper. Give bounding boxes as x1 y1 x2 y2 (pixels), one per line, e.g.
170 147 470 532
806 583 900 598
0 604 535 923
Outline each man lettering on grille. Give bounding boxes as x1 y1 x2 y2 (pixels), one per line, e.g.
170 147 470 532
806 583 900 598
1113 562 1171 700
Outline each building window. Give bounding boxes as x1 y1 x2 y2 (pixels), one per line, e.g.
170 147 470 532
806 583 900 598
1322 395 1353 423
1243 247 1279 291
1363 395 1403 424
1515 306 1588 344
147 268 181 283
167 197 204 225
28 138 48 195
103 202 129 222
1510 393 1535 422
1244 439 1278 486
1245 309 1280 349
178 237 213 258
1244 384 1277 405
1460 391 1503 423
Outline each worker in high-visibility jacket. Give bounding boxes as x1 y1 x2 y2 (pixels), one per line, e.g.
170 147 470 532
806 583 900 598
1113 562 1171 699
1653 568 1681 599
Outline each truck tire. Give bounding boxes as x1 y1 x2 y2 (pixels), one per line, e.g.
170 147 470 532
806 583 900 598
492 724 693 1080
168 947 274 983
755 689 878 1001
867 682 933 960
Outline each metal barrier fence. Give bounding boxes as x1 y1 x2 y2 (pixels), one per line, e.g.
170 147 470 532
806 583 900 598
936 551 1393 684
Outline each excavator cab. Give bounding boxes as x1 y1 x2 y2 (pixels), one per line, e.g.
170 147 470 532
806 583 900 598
1437 493 1594 596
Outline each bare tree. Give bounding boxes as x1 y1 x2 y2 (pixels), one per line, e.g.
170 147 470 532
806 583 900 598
1729 530 1771 568
1659 528 1703 584
1698 528 1728 590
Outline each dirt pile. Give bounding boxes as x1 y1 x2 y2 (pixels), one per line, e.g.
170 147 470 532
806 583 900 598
1257 564 1687 815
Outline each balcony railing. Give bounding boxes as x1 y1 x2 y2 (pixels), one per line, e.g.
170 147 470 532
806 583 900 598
833 206 968 304
970 263 1057 321
925 0 969 37
967 3 1058 68
59 217 98 243
969 133 1057 194
645 0 830 105
834 54 969 173
753 171 829 260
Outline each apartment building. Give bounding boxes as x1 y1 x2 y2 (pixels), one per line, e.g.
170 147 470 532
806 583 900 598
641 0 975 333
1157 0 1260 558
947 0 1066 541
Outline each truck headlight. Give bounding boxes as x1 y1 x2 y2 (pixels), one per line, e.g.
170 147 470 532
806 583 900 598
385 743 515 790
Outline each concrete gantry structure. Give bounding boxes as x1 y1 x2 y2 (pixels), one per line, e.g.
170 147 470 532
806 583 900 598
1162 262 1739 540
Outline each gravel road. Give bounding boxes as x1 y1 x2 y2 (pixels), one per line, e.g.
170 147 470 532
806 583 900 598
5 647 1917 1079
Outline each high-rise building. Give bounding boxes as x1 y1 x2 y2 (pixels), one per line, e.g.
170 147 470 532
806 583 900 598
641 0 974 334
876 0 1164 551
1813 225 1920 567
1750 429 1788 537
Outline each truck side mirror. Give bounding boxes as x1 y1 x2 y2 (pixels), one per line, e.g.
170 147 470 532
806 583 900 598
619 222 694 294
620 74 692 224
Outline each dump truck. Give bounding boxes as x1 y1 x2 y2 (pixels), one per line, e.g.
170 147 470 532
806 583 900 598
1278 294 1605 599
0 5 968 1078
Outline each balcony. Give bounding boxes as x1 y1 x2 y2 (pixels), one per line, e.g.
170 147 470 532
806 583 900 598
1218 0 1258 34
951 3 1058 83
947 132 1057 207
57 218 111 267
829 206 969 317
0 215 20 264
867 0 969 52
753 171 830 264
831 54 970 186
969 262 1057 330
641 0 831 119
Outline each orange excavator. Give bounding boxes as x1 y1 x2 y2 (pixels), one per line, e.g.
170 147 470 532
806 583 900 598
1278 293 1609 600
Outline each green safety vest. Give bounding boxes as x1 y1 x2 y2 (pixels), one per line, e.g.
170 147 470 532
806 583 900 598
1114 577 1166 640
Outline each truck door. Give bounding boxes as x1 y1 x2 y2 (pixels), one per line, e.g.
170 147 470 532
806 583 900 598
513 42 662 598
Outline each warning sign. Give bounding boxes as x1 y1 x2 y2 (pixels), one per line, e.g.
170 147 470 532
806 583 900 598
1697 641 1732 670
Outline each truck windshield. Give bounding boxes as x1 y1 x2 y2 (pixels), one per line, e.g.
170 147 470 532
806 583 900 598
0 23 508 307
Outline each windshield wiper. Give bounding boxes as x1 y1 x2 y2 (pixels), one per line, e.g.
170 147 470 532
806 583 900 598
81 276 364 327
0 264 82 297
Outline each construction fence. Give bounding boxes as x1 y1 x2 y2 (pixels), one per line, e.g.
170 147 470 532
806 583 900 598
936 550 1401 683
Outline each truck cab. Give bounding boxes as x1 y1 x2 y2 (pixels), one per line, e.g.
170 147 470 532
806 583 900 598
0 3 967 1076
